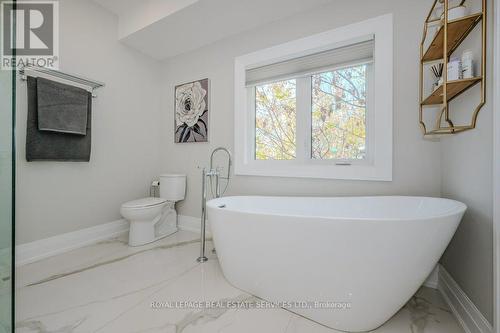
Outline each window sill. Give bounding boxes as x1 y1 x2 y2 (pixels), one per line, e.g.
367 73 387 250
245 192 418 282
234 160 392 181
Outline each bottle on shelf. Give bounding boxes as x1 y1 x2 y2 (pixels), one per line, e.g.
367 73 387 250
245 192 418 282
461 49 474 79
447 57 462 81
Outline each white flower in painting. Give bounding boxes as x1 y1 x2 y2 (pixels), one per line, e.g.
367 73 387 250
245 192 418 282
176 82 207 127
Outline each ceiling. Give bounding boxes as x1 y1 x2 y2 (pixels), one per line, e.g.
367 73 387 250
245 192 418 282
93 0 333 60
93 0 200 39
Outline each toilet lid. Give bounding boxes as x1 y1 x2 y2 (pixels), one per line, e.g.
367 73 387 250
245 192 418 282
122 197 167 209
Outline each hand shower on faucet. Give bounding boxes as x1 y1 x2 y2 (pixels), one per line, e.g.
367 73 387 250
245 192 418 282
197 147 232 263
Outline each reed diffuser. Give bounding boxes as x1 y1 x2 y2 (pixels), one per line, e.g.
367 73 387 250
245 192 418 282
430 63 444 90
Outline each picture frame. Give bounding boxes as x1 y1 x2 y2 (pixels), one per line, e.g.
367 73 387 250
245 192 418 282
174 78 209 143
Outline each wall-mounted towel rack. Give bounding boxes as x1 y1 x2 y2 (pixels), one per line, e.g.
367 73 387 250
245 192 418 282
19 64 105 97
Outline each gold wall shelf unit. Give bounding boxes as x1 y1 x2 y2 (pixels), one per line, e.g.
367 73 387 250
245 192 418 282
419 0 486 136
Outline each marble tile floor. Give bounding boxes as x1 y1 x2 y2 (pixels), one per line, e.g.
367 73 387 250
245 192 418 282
14 231 464 333
0 248 12 333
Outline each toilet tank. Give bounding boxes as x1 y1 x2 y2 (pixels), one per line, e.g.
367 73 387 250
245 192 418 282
159 174 186 201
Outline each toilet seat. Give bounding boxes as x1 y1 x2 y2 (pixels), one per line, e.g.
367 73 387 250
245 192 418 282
122 197 167 209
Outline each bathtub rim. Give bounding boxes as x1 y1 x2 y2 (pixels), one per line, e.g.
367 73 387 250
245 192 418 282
206 195 467 222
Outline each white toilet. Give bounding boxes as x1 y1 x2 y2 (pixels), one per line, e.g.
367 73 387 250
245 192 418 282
120 174 186 246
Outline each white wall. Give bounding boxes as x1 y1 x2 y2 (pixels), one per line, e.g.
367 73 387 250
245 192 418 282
440 120 493 324
439 0 494 322
159 0 442 219
15 0 162 244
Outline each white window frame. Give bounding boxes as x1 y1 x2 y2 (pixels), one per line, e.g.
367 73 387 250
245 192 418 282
234 14 393 181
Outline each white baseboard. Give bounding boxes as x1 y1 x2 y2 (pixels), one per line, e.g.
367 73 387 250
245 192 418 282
15 215 206 266
178 215 211 236
423 265 440 289
438 265 493 333
16 219 129 266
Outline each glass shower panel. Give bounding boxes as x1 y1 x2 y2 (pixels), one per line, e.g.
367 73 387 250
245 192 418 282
0 12 14 332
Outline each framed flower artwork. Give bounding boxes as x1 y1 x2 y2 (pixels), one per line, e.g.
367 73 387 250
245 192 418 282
174 78 209 143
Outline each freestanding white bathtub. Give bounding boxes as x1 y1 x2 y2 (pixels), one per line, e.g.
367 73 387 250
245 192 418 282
207 196 466 332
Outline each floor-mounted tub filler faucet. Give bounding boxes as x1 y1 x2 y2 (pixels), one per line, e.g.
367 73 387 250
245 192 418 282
197 147 232 263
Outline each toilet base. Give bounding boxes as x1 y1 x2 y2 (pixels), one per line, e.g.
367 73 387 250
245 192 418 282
128 223 177 247
128 207 179 246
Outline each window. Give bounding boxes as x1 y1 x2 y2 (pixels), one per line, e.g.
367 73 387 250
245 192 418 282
235 15 393 180
252 63 371 162
255 79 297 160
311 65 368 161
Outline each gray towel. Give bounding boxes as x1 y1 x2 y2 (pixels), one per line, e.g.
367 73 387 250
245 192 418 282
26 77 92 162
37 77 89 135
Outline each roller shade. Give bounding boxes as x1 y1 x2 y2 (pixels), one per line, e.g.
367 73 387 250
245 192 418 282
246 39 374 87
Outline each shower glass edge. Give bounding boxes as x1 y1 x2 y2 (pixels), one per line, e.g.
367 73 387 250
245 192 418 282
0 0 16 331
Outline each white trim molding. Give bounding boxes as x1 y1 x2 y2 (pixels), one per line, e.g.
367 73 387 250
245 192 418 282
438 266 494 333
14 215 209 266
423 265 440 289
234 14 393 181
15 220 129 266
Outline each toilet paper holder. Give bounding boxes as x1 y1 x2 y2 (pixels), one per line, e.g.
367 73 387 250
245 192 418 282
150 180 160 197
